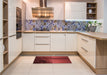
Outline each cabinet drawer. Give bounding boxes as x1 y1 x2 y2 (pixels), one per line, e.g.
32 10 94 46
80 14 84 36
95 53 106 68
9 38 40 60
79 35 95 50
51 33 66 37
35 45 50 51
80 46 89 55
35 37 50 44
79 35 89 45
78 34 96 68
35 33 50 37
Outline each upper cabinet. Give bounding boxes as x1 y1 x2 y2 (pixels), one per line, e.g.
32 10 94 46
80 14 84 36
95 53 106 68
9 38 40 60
65 2 86 20
8 0 16 36
0 0 3 38
87 3 97 19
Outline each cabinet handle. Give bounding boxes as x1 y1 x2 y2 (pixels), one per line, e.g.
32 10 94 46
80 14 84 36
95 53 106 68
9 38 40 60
9 34 16 37
36 43 49 45
81 38 88 42
35 36 49 38
81 47 88 52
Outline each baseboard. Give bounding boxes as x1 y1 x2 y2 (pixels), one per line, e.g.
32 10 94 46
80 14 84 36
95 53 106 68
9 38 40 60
78 53 96 73
0 52 22 75
21 51 78 56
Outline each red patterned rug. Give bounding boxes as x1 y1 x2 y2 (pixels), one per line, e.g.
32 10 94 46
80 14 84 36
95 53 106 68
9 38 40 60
33 56 71 64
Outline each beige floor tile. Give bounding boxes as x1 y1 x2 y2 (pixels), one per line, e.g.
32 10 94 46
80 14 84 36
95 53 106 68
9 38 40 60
53 72 95 75
29 72 54 75
2 56 96 75
12 63 32 73
15 56 35 64
29 64 53 73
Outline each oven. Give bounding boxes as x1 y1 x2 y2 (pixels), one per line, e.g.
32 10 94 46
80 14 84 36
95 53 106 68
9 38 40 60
16 7 22 39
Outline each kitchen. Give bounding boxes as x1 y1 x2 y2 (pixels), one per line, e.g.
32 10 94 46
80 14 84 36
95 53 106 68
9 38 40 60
0 0 107 75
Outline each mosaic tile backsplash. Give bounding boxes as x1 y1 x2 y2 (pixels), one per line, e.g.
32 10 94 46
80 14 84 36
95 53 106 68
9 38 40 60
25 20 90 31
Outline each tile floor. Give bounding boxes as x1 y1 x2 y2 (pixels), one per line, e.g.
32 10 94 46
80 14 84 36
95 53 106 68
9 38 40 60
2 55 96 75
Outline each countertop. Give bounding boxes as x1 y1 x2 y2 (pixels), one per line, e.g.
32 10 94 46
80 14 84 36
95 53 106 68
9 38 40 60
22 31 107 40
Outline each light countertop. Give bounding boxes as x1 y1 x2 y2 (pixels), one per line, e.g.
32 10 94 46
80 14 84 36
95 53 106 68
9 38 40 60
22 30 107 40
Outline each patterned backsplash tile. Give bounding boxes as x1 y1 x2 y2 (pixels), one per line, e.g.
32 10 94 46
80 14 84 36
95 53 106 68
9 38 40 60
25 20 90 31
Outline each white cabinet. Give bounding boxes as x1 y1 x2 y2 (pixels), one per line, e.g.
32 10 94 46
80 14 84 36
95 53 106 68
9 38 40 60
22 33 35 51
0 52 3 73
0 40 3 73
35 33 50 51
51 33 66 51
87 37 96 68
8 36 17 64
8 0 16 36
78 35 96 68
66 34 77 51
16 38 22 54
65 2 86 19
0 0 3 38
22 33 78 52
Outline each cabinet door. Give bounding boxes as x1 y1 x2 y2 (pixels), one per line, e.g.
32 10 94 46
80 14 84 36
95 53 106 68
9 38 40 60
51 33 66 51
0 0 3 38
8 0 16 36
8 36 17 64
16 38 22 54
88 37 96 68
22 33 35 51
0 40 3 72
66 34 77 51
65 2 86 19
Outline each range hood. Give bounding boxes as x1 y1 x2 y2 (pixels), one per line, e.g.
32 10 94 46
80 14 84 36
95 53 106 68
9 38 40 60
32 0 54 19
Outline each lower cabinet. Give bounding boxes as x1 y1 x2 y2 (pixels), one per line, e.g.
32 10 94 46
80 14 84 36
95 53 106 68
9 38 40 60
16 38 22 54
35 33 50 51
51 33 66 51
8 36 17 64
22 33 35 51
22 33 77 52
78 35 96 68
0 40 3 73
9 36 22 64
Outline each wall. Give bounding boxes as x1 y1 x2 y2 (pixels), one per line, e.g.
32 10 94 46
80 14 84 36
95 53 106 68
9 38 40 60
23 0 94 20
48 0 65 20
95 0 104 20
94 0 104 32
104 0 107 33
22 1 26 31
16 0 23 8
23 0 39 20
